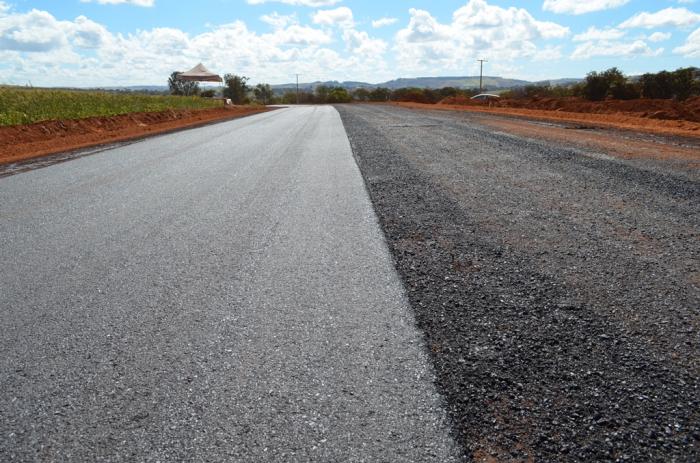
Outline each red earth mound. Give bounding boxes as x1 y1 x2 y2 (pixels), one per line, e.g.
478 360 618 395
439 96 700 123
0 106 270 165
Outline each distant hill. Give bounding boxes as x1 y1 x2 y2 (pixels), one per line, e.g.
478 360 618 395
95 85 169 92
62 76 585 94
270 76 582 93
379 76 531 89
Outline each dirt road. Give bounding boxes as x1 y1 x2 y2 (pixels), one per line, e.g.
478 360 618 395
336 104 699 462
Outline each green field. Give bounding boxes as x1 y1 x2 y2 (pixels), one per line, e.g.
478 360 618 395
0 87 221 126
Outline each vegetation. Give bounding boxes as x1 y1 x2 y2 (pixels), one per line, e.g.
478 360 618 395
254 83 274 105
4 65 697 127
639 68 699 100
277 85 352 104
168 71 200 96
224 74 250 104
0 86 220 126
274 85 477 105
500 83 576 99
580 67 699 101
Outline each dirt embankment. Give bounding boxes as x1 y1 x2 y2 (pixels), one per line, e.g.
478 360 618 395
397 97 700 138
0 106 270 165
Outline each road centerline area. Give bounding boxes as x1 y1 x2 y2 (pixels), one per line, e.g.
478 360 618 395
0 106 459 462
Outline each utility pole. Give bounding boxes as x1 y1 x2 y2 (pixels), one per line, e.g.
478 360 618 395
295 74 301 105
477 59 487 93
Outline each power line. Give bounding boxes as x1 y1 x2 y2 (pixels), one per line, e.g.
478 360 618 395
477 59 487 93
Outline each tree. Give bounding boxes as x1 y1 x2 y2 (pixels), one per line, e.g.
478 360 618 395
640 71 674 99
672 67 695 101
368 87 391 102
168 71 200 96
253 83 274 105
315 85 331 103
326 87 352 103
582 68 626 101
352 88 370 102
223 74 250 104
610 82 640 100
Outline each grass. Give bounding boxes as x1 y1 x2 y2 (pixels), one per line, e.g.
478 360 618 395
0 86 221 126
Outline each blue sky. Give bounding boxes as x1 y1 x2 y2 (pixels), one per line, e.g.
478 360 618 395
0 0 698 86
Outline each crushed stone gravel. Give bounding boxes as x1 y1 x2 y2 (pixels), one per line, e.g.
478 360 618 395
336 104 699 462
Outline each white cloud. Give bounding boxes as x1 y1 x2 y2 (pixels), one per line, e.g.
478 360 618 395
533 46 563 61
571 40 661 59
247 0 339 6
620 7 700 29
342 29 386 56
674 27 700 56
265 24 331 45
260 12 298 29
453 1 569 39
80 0 155 6
394 1 568 73
72 15 112 48
0 6 392 87
312 7 354 28
542 0 629 15
372 17 398 28
0 8 69 52
573 26 625 42
647 31 671 42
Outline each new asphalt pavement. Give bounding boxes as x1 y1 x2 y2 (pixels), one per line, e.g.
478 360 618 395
0 106 459 462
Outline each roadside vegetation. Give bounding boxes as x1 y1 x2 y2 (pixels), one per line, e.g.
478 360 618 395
3 66 697 127
499 67 700 102
0 86 220 126
120 66 700 111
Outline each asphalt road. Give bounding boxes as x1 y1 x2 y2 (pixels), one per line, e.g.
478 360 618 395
0 106 459 462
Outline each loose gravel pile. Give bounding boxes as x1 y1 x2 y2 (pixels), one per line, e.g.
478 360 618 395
336 104 699 462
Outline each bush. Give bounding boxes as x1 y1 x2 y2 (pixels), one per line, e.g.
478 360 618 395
223 74 249 104
391 87 430 103
640 71 674 99
639 67 699 100
368 87 391 102
610 82 641 100
352 88 370 102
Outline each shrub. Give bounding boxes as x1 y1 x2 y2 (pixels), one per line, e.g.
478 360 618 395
610 82 641 100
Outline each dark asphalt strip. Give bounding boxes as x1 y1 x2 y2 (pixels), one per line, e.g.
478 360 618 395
336 104 699 462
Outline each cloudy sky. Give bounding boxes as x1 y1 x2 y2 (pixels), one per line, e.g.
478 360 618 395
0 0 698 87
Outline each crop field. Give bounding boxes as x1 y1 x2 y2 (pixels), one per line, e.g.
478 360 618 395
0 87 221 126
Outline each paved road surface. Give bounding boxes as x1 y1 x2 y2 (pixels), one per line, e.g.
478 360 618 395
0 106 459 462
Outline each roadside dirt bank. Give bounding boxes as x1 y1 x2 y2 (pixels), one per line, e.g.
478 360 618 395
0 106 270 165
464 113 700 168
393 101 700 139
441 96 700 122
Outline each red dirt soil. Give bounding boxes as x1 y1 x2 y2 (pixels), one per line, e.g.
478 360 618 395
397 97 700 138
470 115 700 168
0 106 270 165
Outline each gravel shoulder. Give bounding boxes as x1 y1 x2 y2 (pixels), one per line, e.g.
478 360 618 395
336 104 699 462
